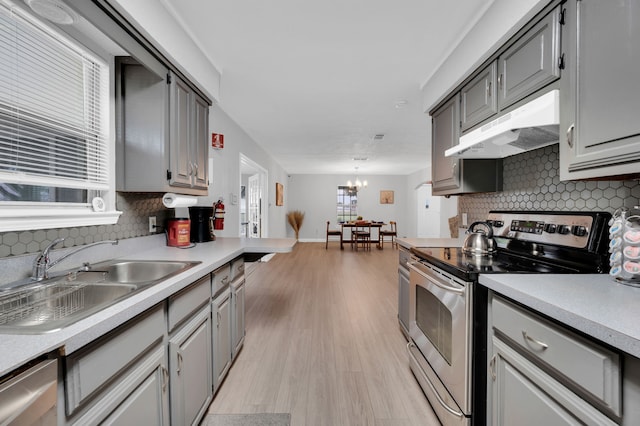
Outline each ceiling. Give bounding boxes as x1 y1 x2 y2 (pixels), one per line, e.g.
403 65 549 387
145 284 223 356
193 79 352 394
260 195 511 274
163 0 495 176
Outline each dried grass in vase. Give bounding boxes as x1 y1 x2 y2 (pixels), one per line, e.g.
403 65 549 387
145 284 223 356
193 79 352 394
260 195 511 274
287 210 305 240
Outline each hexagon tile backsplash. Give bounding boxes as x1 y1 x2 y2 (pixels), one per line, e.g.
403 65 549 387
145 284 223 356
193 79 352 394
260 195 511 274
0 193 171 258
459 145 640 225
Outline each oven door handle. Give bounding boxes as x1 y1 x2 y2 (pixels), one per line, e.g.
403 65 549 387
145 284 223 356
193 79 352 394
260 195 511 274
407 341 465 419
408 262 465 296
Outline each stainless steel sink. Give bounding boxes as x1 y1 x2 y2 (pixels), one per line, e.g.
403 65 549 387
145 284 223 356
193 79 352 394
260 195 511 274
91 260 195 284
0 260 200 333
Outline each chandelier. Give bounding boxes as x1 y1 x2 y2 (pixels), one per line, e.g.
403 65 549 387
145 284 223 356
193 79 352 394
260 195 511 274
347 167 368 189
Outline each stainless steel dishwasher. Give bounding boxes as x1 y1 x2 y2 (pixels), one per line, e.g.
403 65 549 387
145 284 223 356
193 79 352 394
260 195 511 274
0 358 58 425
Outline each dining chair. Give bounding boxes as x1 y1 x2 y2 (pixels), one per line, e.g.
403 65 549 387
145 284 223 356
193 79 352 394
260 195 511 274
380 221 397 249
326 221 343 249
352 221 372 251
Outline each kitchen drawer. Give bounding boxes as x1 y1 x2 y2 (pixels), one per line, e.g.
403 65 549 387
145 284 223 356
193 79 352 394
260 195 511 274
212 264 231 297
491 295 621 416
230 257 244 281
65 304 165 415
167 274 211 333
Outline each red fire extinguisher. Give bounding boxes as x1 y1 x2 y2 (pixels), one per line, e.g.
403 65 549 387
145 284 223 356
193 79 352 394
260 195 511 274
213 199 225 230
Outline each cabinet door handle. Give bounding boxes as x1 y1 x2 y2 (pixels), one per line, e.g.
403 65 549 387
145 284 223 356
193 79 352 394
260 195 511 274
221 276 229 285
498 73 503 91
177 352 183 374
193 163 199 176
489 354 497 381
486 80 492 98
522 330 549 351
566 124 575 148
161 366 169 392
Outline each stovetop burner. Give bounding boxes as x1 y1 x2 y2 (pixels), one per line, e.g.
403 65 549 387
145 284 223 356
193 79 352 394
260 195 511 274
411 211 612 281
411 247 580 281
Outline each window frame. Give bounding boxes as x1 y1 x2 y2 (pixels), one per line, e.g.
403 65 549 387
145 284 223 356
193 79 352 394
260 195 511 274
0 0 120 232
337 185 358 223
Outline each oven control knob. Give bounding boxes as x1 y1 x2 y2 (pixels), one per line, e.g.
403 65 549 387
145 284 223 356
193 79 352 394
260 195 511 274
492 220 504 228
572 225 588 237
544 224 557 233
558 225 571 235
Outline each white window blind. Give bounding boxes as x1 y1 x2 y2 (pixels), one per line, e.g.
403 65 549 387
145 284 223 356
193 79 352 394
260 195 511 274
0 1 109 191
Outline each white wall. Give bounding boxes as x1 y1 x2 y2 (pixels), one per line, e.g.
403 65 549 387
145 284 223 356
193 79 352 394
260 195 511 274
287 174 409 241
202 108 289 238
111 0 220 101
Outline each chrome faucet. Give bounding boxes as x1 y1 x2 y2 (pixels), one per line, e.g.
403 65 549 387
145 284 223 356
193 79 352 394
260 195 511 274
32 238 119 281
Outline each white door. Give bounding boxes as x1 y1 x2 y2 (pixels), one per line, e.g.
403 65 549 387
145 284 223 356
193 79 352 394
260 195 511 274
248 174 261 238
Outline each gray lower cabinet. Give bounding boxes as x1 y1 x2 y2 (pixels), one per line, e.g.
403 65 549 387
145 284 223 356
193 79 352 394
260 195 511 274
560 0 640 180
231 277 246 359
488 293 620 425
397 246 410 340
69 346 169 425
64 304 168 423
489 337 615 426
169 306 212 426
167 275 213 426
212 286 232 393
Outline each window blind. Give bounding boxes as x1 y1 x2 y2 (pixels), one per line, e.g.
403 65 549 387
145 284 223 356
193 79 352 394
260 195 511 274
0 1 109 191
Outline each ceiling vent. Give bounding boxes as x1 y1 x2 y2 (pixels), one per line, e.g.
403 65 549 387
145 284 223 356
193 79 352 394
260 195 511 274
373 134 385 141
352 157 368 161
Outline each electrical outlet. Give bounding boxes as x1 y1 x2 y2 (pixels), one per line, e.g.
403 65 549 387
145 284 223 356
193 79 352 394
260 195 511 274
462 213 468 226
149 216 156 233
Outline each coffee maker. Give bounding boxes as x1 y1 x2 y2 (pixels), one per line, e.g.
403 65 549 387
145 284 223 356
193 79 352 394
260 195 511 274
188 206 214 242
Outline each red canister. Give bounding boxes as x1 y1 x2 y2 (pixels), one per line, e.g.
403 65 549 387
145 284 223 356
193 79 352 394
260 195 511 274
166 218 191 247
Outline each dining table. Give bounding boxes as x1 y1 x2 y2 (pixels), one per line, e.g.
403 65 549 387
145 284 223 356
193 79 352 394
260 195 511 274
339 222 386 250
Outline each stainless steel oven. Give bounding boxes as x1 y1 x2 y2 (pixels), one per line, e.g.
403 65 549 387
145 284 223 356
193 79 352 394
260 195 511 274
408 260 473 425
407 211 612 426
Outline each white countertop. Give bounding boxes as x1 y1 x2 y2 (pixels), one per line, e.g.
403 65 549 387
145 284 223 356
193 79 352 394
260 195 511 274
0 236 295 376
480 274 640 358
397 237 463 249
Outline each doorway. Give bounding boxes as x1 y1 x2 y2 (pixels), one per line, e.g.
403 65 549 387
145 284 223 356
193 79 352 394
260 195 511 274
239 154 268 238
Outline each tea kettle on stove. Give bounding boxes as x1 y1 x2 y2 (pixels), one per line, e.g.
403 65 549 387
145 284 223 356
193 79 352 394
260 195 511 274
462 221 497 256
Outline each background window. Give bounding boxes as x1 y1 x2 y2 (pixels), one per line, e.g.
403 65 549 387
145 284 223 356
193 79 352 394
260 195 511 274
337 185 358 223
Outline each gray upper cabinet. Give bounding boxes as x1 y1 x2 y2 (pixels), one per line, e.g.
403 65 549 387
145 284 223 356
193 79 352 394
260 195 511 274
432 95 460 194
498 6 561 110
432 94 503 196
193 95 210 189
115 64 210 196
461 61 497 131
560 0 640 180
169 72 210 191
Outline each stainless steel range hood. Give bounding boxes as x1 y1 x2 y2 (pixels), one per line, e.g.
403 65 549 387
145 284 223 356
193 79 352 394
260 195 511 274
445 89 559 159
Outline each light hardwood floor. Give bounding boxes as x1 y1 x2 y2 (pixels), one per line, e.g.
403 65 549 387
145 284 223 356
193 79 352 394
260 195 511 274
206 242 439 426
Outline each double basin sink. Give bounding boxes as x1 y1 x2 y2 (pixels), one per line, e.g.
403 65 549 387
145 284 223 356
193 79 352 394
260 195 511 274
0 260 200 333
